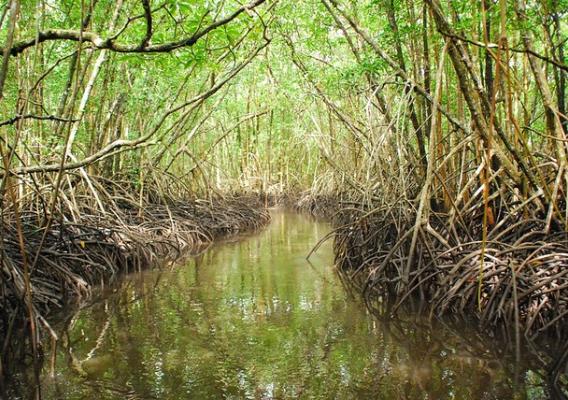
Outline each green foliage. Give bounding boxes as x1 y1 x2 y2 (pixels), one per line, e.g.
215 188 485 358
1 0 566 195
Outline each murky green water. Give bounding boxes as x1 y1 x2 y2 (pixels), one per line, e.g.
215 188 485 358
13 212 559 399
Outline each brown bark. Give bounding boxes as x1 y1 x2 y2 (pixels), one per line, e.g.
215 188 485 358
0 0 19 99
385 0 428 170
426 0 539 192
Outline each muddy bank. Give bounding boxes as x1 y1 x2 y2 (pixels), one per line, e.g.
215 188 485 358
232 191 340 219
266 191 340 219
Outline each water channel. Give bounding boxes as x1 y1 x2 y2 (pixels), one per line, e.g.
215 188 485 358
12 212 556 399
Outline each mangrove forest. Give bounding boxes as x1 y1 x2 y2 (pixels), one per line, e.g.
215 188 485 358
0 0 567 398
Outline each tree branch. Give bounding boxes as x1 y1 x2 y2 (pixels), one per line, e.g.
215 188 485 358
438 29 568 73
0 39 270 177
0 0 19 98
325 0 470 136
0 114 78 128
1 0 268 56
140 0 152 49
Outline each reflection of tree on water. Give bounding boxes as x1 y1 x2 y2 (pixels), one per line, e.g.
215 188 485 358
361 296 568 399
6 213 567 399
56 279 158 399
541 341 568 400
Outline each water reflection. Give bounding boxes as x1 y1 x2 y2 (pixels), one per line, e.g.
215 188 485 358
11 212 567 399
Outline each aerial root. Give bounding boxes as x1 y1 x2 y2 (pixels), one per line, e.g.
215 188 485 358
333 206 568 341
0 189 270 352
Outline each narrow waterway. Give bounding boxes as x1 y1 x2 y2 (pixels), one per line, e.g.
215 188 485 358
14 212 554 399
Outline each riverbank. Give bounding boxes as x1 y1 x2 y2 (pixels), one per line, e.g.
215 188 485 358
0 193 270 372
287 191 567 341
331 202 568 342
269 191 568 343
290 192 568 395
7 212 560 399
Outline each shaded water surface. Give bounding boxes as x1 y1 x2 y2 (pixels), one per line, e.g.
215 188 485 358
13 212 559 399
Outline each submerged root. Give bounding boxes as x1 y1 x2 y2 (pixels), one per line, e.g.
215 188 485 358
0 187 270 356
334 205 568 341
290 192 340 219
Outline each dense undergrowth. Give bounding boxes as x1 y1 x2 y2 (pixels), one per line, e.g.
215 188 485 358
333 199 568 342
291 189 568 342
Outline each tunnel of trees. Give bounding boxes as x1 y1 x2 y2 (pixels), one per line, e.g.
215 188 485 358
0 0 567 396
